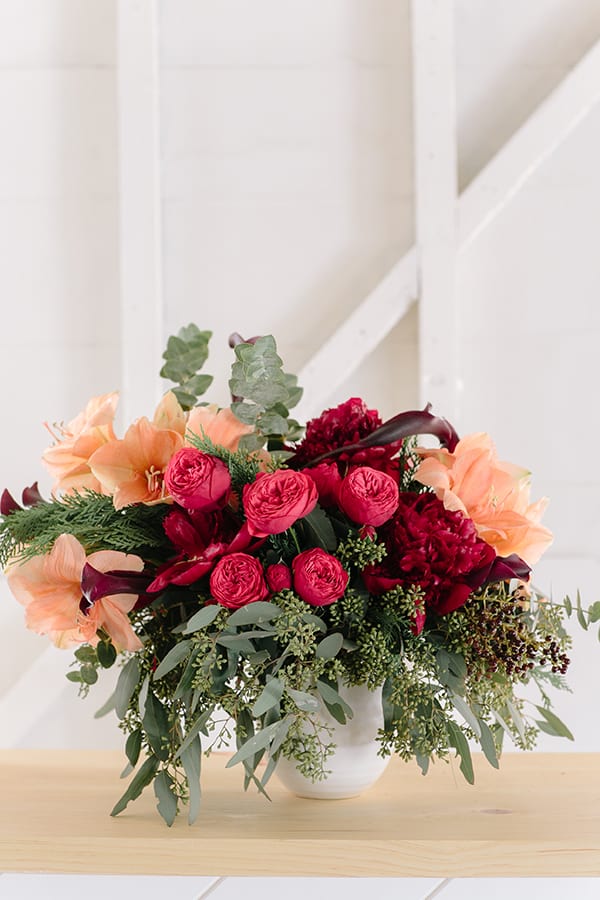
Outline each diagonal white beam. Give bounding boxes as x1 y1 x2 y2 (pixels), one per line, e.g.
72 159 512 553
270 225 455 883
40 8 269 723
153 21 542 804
298 35 600 418
294 249 417 423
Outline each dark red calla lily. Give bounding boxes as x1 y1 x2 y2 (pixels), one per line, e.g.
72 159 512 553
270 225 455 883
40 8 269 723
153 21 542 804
1 489 21 516
81 563 154 606
303 403 459 466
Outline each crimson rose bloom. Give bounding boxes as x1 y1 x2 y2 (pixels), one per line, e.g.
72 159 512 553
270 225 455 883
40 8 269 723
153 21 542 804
301 462 341 508
209 552 269 609
165 448 230 511
243 470 318 537
339 465 399 527
292 548 349 607
363 492 496 620
266 562 292 592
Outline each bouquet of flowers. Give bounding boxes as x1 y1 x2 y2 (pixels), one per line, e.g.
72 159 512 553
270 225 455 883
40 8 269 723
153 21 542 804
1 326 596 825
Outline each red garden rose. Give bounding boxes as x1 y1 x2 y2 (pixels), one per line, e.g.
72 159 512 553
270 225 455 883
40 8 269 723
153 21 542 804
242 469 318 537
292 548 349 607
165 448 231 511
301 462 341 508
338 465 399 527
209 552 269 609
266 562 292 592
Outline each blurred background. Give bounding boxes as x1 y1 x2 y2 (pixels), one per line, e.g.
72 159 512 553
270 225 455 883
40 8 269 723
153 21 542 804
0 0 599 756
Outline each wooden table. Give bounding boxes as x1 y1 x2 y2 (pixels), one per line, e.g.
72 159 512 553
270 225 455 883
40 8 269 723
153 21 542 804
1 750 599 877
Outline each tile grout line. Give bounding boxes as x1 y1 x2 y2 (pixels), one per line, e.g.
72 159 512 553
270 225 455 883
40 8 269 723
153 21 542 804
423 878 453 899
196 876 227 899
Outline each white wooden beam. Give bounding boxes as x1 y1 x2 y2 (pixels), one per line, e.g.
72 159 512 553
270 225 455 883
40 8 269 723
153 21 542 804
298 34 600 418
117 0 164 426
0 645 71 747
411 0 459 419
294 250 417 423
459 36 600 250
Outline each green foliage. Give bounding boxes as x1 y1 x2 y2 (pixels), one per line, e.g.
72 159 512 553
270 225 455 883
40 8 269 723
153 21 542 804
0 491 169 567
160 324 213 410
228 336 304 449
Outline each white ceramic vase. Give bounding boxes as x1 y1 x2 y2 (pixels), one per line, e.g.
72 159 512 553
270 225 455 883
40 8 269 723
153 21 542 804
275 683 390 799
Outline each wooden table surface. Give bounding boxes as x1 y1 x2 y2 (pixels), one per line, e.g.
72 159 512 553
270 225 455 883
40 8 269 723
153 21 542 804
1 750 599 877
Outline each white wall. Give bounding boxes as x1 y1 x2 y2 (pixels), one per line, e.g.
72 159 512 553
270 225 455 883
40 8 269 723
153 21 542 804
0 0 598 753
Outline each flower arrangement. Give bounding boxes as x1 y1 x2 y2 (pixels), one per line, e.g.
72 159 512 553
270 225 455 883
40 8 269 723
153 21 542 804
2 326 597 825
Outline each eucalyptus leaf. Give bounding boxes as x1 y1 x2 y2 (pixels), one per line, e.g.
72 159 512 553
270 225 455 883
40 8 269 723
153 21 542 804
505 699 526 741
226 720 285 768
125 729 143 768
535 705 574 741
446 720 475 785
227 602 283 627
97 640 117 669
576 590 588 631
252 678 284 717
110 754 159 817
183 605 220 633
452 693 482 739
316 632 344 659
478 719 499 769
285 687 320 713
154 770 178 827
114 657 141 719
180 736 202 824
143 691 170 761
316 680 354 720
175 707 215 760
153 640 192 680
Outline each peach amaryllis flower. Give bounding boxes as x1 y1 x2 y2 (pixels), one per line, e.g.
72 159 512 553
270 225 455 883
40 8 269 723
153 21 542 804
186 403 253 452
42 392 118 494
89 393 185 510
414 432 553 567
5 533 146 651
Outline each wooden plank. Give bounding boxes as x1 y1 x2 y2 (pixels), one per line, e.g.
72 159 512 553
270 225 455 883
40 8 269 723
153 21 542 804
411 0 459 418
116 0 164 426
0 750 599 876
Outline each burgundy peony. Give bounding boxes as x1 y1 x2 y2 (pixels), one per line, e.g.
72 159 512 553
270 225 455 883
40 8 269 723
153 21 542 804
338 466 399 527
209 552 269 609
165 448 230 511
292 548 349 607
242 469 318 537
291 397 402 475
363 492 498 623
266 562 293 592
292 398 382 466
